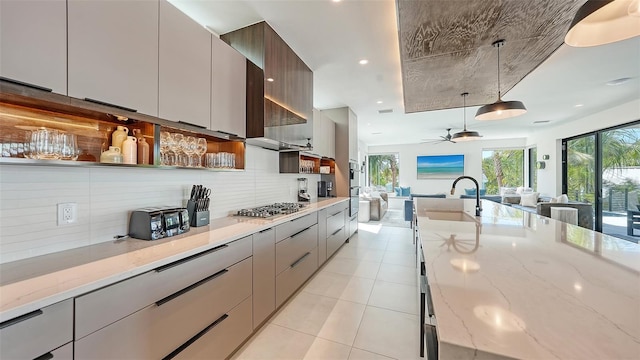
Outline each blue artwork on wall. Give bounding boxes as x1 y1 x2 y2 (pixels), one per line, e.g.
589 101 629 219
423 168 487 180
417 155 464 179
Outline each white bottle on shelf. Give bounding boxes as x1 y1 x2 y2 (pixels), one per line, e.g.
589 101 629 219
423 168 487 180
121 136 137 164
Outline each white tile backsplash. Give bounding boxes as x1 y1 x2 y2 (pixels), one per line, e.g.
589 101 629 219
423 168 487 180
0 145 319 264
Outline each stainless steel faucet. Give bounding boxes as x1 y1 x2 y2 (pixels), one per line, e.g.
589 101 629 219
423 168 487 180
450 176 482 216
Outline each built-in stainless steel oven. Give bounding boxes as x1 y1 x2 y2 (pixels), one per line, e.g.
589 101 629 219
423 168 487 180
349 161 360 217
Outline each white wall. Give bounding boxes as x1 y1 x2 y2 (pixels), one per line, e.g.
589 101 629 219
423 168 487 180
368 138 526 195
0 145 319 264
527 98 640 196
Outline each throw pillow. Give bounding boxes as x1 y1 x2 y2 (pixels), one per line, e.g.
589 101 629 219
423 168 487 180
516 187 533 195
370 191 381 198
401 186 411 197
479 189 487 196
394 187 401 196
520 192 540 207
464 188 476 195
500 187 517 196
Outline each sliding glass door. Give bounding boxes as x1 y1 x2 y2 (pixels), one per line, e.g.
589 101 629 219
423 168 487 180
563 121 640 241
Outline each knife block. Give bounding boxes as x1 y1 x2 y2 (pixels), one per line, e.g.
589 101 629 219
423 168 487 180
186 200 210 227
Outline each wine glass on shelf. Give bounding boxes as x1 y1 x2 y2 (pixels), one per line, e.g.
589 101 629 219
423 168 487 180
195 138 207 168
181 136 194 167
159 131 170 165
172 133 185 166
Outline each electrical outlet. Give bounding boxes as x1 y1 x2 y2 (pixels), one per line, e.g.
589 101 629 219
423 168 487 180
57 203 78 225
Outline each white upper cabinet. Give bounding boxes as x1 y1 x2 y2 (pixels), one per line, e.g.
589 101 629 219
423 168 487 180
159 0 211 128
0 0 67 94
68 0 159 116
211 37 246 138
312 109 335 158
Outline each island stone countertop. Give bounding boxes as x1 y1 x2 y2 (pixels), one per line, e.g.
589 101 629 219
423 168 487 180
0 197 349 322
416 198 640 360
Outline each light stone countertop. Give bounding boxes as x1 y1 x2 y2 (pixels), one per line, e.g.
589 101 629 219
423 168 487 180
416 198 640 360
0 197 349 322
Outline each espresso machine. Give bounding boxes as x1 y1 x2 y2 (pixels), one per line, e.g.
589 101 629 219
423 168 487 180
298 178 311 202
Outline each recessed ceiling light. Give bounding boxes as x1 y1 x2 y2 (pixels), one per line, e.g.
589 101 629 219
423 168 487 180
332 0 341 2
367 123 371 126
606 77 632 86
371 132 382 135
359 59 369 65
376 100 383 104
266 78 274 82
574 104 584 108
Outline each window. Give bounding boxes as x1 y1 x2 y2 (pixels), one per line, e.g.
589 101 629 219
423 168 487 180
528 147 537 191
368 153 400 192
482 149 524 194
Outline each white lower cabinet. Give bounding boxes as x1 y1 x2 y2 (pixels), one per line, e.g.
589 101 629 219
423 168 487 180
0 299 73 360
276 247 319 307
252 228 276 329
75 257 252 359
173 296 253 359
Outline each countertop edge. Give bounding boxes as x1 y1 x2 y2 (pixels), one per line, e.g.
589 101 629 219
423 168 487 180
0 198 349 321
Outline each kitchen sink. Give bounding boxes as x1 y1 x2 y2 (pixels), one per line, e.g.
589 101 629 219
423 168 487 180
423 211 478 223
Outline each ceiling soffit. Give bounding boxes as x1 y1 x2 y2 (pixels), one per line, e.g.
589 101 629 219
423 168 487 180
397 0 587 113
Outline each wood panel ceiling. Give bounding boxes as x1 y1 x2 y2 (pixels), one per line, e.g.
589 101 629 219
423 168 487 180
397 0 588 113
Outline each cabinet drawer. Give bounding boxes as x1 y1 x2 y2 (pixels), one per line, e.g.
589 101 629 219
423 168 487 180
326 201 348 216
275 213 317 242
0 299 72 360
327 209 345 236
75 257 252 359
276 247 318 307
75 236 251 339
276 224 317 275
327 226 346 258
173 296 253 360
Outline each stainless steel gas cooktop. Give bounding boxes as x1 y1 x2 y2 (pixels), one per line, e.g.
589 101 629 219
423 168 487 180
235 203 306 218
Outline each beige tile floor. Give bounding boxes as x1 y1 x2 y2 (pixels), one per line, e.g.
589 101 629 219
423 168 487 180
232 223 422 360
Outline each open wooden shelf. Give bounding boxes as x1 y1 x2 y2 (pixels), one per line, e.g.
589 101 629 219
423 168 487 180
0 82 245 170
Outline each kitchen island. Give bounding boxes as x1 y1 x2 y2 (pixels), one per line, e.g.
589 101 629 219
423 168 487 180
416 198 640 359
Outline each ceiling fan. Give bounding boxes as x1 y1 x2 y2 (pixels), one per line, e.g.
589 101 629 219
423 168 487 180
420 128 456 144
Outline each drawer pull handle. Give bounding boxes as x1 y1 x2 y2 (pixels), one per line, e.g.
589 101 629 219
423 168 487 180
259 227 273 233
0 76 52 92
155 244 229 272
162 314 229 360
214 130 238 137
426 284 435 317
34 352 54 360
178 120 207 129
331 228 342 236
425 324 439 360
290 227 309 239
155 269 228 307
330 211 342 217
84 98 137 112
290 252 311 268
0 309 43 329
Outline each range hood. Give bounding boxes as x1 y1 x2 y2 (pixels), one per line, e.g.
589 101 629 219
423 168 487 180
245 60 313 151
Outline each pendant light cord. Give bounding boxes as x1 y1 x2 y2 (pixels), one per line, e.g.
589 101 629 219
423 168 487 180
493 39 505 100
462 92 468 130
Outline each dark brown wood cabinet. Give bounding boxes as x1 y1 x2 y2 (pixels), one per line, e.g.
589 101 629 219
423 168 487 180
222 22 312 127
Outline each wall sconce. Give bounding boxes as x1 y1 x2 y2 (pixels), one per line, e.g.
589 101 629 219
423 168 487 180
537 161 546 169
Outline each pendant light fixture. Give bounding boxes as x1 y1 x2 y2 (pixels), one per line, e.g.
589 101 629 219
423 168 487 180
565 0 640 47
475 39 527 121
452 92 482 141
